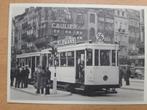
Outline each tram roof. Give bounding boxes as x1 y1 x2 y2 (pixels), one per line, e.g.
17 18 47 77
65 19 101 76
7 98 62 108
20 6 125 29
16 43 119 58
16 51 41 58
57 42 119 52
41 42 119 52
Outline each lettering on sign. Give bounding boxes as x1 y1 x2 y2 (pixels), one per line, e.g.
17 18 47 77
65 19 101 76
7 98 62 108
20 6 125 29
51 23 77 29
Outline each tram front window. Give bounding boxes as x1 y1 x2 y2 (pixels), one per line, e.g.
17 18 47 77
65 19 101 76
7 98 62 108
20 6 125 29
60 52 67 66
95 49 99 66
67 51 74 66
100 50 110 66
48 54 53 66
112 50 116 66
86 49 93 66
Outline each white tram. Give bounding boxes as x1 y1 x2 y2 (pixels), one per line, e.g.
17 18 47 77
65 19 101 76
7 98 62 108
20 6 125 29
16 42 119 93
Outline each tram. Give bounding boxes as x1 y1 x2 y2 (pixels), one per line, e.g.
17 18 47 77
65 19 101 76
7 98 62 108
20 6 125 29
16 42 119 94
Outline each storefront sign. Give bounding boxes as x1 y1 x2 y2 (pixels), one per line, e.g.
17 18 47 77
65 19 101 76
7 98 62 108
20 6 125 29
57 36 76 46
51 23 77 29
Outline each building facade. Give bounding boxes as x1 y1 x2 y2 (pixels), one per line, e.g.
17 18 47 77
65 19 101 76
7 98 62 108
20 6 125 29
12 7 144 65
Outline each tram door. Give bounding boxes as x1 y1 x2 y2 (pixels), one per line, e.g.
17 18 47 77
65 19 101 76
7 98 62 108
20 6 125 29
76 50 85 84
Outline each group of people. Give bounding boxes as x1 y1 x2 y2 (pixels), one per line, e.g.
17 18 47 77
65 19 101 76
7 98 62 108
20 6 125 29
10 65 30 88
33 66 51 95
119 66 132 87
11 65 51 95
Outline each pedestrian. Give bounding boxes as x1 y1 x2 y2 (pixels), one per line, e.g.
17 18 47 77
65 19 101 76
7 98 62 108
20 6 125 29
21 67 25 88
33 66 40 93
24 65 30 88
45 67 51 95
10 67 16 87
15 66 21 88
125 66 131 86
33 66 46 94
119 66 124 87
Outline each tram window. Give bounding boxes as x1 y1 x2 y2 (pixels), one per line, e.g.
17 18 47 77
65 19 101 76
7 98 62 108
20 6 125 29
28 58 31 67
76 50 85 65
112 50 116 66
67 51 74 66
86 49 93 66
60 52 67 66
36 56 40 66
95 49 99 66
55 54 59 66
100 50 110 66
48 54 53 66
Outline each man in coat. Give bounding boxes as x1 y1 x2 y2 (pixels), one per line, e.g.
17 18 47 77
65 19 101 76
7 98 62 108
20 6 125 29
24 65 30 88
125 66 131 86
45 67 51 95
33 66 46 94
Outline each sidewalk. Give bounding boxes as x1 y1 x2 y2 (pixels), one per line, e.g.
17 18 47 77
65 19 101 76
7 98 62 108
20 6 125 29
121 78 144 91
12 85 72 97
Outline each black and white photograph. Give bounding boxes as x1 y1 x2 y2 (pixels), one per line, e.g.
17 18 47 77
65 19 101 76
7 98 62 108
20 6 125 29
8 4 146 104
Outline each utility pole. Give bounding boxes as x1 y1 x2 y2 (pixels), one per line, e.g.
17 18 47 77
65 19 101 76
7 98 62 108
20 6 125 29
48 35 58 94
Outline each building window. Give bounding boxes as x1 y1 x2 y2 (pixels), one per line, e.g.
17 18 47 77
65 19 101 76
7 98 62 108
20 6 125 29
90 13 95 23
90 28 95 37
76 13 84 25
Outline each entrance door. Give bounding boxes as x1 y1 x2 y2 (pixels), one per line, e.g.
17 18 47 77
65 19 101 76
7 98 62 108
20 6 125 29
76 50 85 84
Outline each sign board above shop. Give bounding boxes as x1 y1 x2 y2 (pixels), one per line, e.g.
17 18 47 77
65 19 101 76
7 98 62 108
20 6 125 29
51 23 78 29
49 36 84 47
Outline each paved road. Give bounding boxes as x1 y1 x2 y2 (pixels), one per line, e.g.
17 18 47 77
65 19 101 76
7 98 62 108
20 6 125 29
8 87 144 104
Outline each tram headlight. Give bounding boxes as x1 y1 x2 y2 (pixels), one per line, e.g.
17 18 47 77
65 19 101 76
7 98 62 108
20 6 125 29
103 75 108 81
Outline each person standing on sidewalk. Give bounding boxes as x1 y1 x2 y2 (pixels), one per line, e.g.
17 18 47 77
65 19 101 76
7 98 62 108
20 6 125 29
21 67 25 88
119 66 124 87
24 65 30 88
33 66 46 94
45 67 51 95
15 66 21 88
10 67 16 87
125 66 131 86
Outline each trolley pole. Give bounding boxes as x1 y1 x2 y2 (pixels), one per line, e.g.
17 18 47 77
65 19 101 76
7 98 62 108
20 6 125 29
49 35 58 94
53 54 57 94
